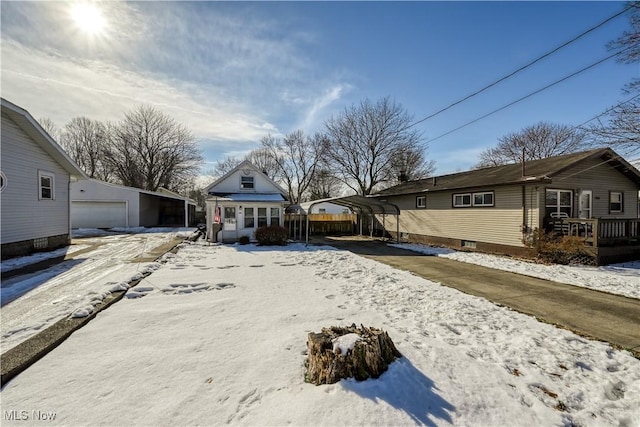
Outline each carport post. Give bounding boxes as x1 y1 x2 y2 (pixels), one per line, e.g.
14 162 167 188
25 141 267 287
396 213 400 243
370 214 373 238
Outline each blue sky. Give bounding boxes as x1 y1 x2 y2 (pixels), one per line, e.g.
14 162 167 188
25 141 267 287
1 1 637 175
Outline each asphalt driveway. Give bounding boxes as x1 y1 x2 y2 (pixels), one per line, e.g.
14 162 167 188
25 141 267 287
320 236 640 356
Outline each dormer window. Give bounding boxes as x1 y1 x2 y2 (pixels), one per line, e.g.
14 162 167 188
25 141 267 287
241 176 254 189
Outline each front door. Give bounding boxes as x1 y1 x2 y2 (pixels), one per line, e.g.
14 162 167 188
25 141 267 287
578 190 592 219
223 207 237 231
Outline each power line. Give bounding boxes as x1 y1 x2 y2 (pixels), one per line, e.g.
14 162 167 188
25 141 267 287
574 92 640 128
426 45 634 144
409 2 637 129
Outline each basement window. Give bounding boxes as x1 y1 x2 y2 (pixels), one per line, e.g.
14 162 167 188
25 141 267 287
461 240 477 249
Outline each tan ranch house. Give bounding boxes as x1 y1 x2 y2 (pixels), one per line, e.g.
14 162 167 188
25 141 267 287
205 160 289 242
373 148 640 264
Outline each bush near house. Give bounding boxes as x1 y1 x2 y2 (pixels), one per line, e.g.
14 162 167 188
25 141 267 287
238 235 251 245
525 228 595 265
255 225 289 246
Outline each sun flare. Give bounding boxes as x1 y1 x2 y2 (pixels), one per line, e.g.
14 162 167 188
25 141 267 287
71 2 106 36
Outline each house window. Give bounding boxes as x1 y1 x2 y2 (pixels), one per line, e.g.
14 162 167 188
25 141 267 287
240 176 254 189
453 193 472 207
609 192 623 213
38 171 55 200
270 207 280 226
546 189 572 218
0 171 6 193
473 192 494 207
318 208 327 214
257 207 267 227
244 207 255 228
416 196 426 209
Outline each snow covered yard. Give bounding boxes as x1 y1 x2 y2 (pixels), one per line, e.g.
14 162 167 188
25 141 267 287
1 228 195 352
2 241 638 426
391 243 640 300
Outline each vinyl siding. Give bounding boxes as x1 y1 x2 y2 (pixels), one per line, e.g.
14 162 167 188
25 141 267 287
1 113 71 244
382 185 534 247
538 158 639 219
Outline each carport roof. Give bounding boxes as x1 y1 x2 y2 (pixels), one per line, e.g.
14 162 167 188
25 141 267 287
300 195 400 215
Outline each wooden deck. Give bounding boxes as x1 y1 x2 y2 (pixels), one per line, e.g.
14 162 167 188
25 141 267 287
551 218 640 247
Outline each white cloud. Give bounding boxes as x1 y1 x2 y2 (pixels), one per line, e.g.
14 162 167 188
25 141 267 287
1 40 279 144
297 84 351 131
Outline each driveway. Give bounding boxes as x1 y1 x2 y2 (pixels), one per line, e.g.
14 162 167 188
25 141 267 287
320 237 640 355
1 230 188 352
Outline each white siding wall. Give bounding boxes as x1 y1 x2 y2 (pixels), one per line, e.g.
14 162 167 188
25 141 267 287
70 180 141 227
1 113 71 244
211 169 280 194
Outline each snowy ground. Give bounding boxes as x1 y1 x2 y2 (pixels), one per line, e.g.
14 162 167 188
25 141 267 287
0 228 194 352
1 240 638 426
391 243 640 300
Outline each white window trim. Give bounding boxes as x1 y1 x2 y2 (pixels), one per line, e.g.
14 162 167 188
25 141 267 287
240 175 255 190
453 193 472 207
453 191 495 208
546 189 573 217
38 170 55 200
473 191 494 207
416 195 426 209
609 191 623 213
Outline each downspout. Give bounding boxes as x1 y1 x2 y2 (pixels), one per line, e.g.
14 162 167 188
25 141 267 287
521 185 527 239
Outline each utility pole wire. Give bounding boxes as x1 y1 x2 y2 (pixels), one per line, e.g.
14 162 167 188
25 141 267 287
426 46 634 144
408 3 636 129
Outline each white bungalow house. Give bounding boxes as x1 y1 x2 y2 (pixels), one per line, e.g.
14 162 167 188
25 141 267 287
205 160 289 242
70 179 196 229
1 98 88 259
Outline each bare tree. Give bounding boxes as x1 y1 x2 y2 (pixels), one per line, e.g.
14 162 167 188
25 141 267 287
213 156 243 177
307 168 343 200
608 1 640 93
59 117 112 181
261 130 324 204
389 142 436 184
104 105 203 192
38 117 61 142
246 147 280 180
587 98 640 155
323 97 427 195
586 3 640 155
476 122 589 168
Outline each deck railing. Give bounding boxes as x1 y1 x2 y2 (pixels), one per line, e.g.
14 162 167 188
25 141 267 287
551 218 640 247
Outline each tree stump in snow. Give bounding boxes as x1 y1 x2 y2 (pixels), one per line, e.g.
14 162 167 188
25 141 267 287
305 324 402 385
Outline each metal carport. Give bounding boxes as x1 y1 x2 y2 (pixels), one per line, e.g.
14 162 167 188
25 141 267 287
303 195 400 244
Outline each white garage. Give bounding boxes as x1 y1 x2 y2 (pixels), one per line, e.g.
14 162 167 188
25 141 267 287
71 201 127 228
70 179 195 229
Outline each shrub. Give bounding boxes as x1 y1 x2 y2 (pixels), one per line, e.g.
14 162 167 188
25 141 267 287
525 228 595 265
254 225 289 246
238 235 251 245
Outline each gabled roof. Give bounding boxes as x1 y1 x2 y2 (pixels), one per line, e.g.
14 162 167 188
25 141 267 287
1 98 87 179
206 160 288 199
375 148 640 197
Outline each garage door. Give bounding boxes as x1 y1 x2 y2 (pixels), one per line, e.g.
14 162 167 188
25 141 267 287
72 201 127 228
